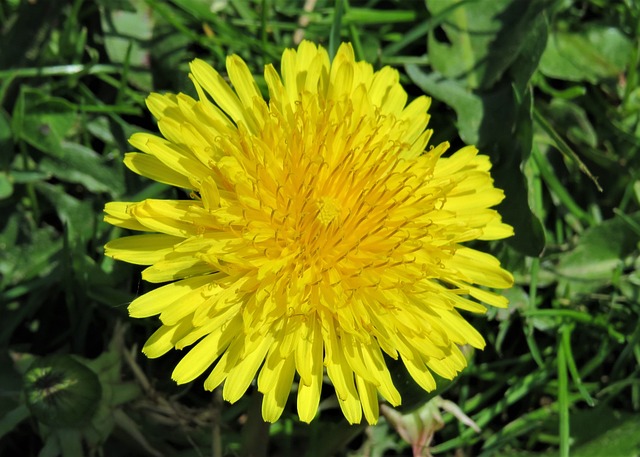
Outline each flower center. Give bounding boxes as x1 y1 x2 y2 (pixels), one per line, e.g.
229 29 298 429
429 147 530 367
316 196 342 226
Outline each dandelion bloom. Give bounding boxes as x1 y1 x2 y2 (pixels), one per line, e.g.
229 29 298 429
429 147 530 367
104 41 514 424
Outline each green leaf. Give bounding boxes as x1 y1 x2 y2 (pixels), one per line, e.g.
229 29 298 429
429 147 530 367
0 109 13 169
39 141 124 196
545 99 598 148
342 7 416 25
404 66 516 146
35 182 95 245
0 404 29 440
349 419 406 457
100 0 154 91
556 211 640 284
148 20 192 90
57 429 84 457
539 25 632 83
0 223 61 288
39 434 62 457
0 0 65 69
13 89 77 157
0 172 13 199
493 88 546 256
509 12 549 97
571 407 640 457
426 0 549 90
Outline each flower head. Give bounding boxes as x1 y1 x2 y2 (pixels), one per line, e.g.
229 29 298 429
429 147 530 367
104 41 514 424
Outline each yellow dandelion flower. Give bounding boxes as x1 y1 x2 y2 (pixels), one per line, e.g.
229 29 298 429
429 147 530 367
104 41 514 425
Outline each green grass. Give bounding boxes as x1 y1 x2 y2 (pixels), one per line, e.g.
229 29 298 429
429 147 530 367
1 0 640 456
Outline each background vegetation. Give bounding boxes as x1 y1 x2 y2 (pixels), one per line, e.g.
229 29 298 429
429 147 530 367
1 0 639 455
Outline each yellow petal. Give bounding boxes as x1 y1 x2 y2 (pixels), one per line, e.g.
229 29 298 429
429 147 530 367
141 255 213 283
401 353 437 392
124 153 194 189
142 320 193 358
105 234 180 265
355 375 379 425
129 133 211 182
325 325 362 424
128 275 213 318
227 55 263 110
190 58 251 129
260 354 295 423
172 324 235 384
104 202 151 232
223 334 274 403
445 247 514 289
129 199 198 237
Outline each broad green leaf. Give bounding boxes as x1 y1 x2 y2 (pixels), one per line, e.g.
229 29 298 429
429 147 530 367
544 99 598 148
13 89 77 157
85 116 116 144
556 211 640 282
0 405 29 440
571 407 640 457
100 0 154 91
39 435 62 457
35 182 95 245
407 4 549 256
426 0 549 90
492 88 546 256
39 142 124 197
0 223 61 287
509 12 549 97
539 26 632 83
57 429 84 457
404 66 516 146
